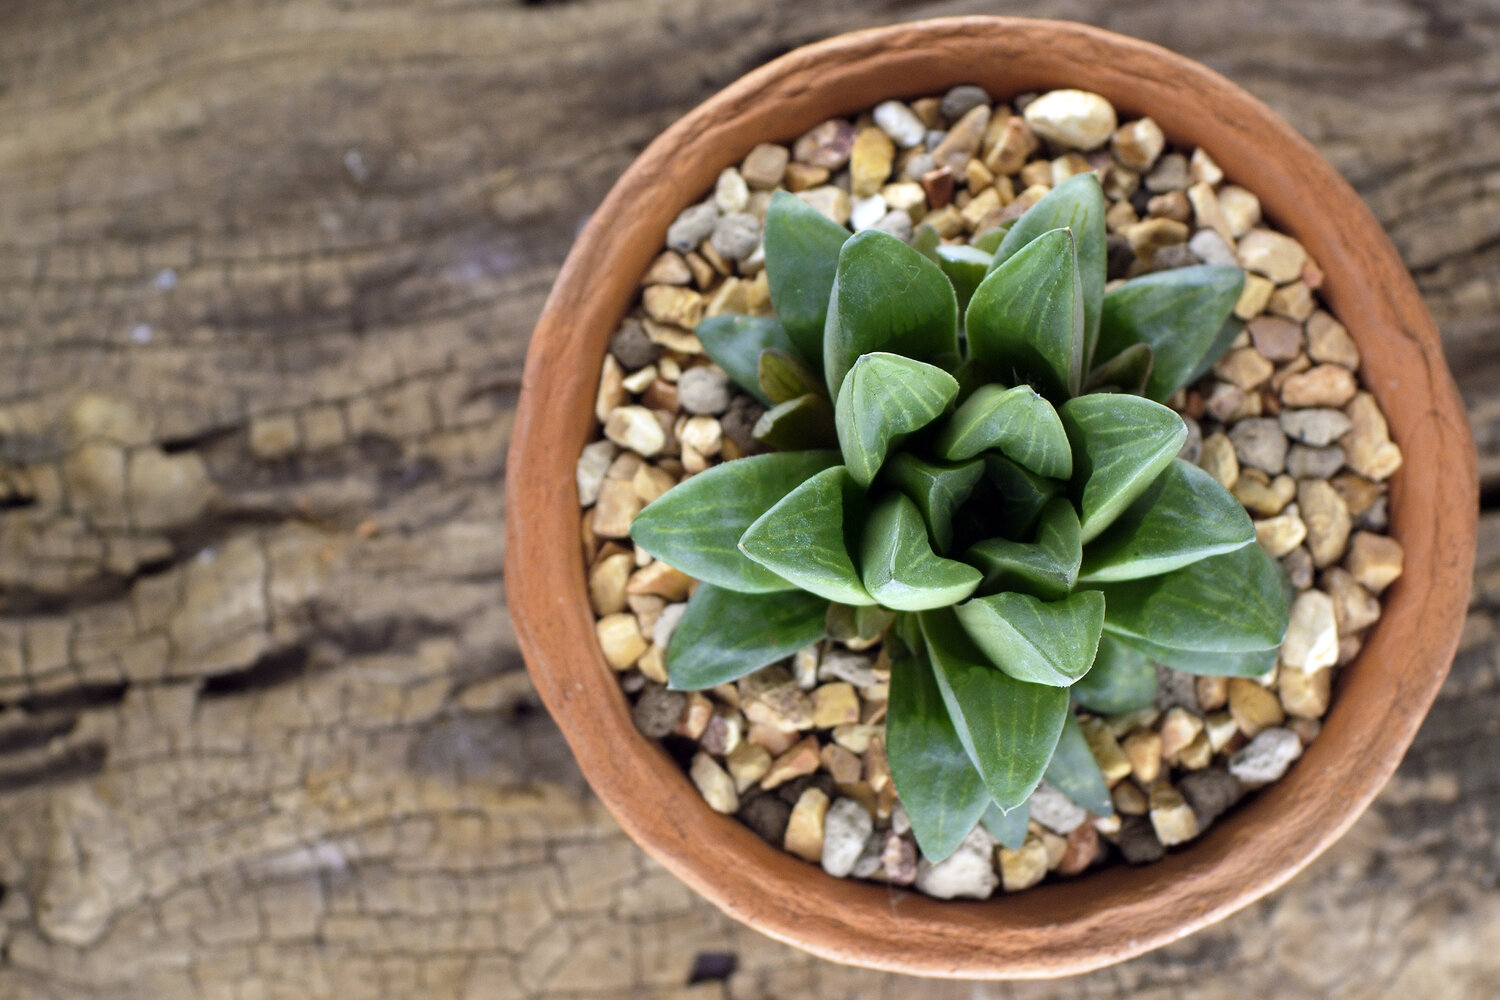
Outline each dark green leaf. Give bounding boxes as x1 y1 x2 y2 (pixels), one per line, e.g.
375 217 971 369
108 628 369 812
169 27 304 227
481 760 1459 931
696 314 800 406
981 454 1062 542
631 450 839 592
981 800 1031 849
1085 342 1154 395
826 603 895 645
920 609 1069 813
964 498 1081 600
758 348 825 405
763 190 850 366
1078 459 1254 583
1096 265 1246 401
966 227 1084 398
859 494 982 611
834 352 959 486
752 393 839 450
1098 542 1290 654
954 589 1106 687
992 173 1108 372
823 230 960 399
739 465 875 605
1184 315 1245 388
1061 393 1187 544
933 383 1072 477
936 244 993 312
909 221 942 263
666 584 828 690
1111 633 1279 677
1070 634 1157 713
886 643 993 862
1044 713 1113 817
970 224 1011 254
882 452 984 553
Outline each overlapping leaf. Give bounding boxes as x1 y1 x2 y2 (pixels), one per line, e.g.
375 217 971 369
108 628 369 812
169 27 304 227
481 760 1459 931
954 589 1106 687
1061 393 1187 543
934 383 1072 477
965 498 1082 600
1069 634 1157 713
882 452 984 554
1096 265 1245 401
696 314 801 406
859 494 982 611
666 584 829 689
738 465 874 605
1043 713 1113 817
834 352 958 486
763 190 850 366
966 228 1084 399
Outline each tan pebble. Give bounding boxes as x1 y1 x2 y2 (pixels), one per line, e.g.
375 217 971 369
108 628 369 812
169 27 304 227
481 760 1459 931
592 478 642 538
1341 392 1403 481
741 142 791 188
1238 229 1307 284
1215 346 1274 390
1081 718 1132 784
595 354 627 423
761 736 822 790
784 161 829 192
1268 281 1315 321
1338 635 1363 666
1281 364 1357 408
1149 784 1199 846
965 157 997 191
1103 163 1140 202
1283 546 1316 590
1147 189 1192 223
1057 822 1101 876
1178 732 1213 770
1330 472 1383 517
784 787 830 862
851 126 896 197
1322 567 1381 635
882 181 927 216
831 723 881 755
1306 310 1361 368
678 415 722 458
1105 707 1160 739
1189 147 1224 186
726 742 772 792
1218 185 1262 237
588 551 634 616
1112 779 1149 815
1234 273 1276 320
1256 504 1308 558
1346 531 1404 593
1298 480 1352 567
1204 710 1241 752
704 276 750 317
1229 677 1285 737
1121 729 1163 784
690 752 740 814
631 463 676 504
641 284 705 329
595 613 647 670
747 722 799 756
910 97 944 128
983 113 1040 176
606 451 642 480
674 691 713 740
1019 160 1053 188
621 364 658 394
1199 432 1240 489
1248 315 1304 362
794 120 856 169
1196 675 1229 712
627 561 693 602
684 252 716 290
1288 716 1323 745
1040 829 1069 870
604 405 667 457
1233 469 1296 516
1187 181 1233 243
960 187 1004 230
1093 813 1123 836
999 838 1051 892
1270 353 1313 393
863 739 892 793
700 707 744 756
1127 217 1190 262
820 743 864 785
1159 707 1205 760
636 644 668 684
1106 199 1139 233
1111 116 1165 169
1051 152 1094 185
794 185 852 226
1281 590 1339 672
932 105 991 172
1279 667 1332 719
1023 89 1116 151
811 682 861 728
923 203 965 238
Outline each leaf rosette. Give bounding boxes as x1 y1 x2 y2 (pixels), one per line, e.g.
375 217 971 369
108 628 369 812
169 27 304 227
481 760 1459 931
630 175 1290 861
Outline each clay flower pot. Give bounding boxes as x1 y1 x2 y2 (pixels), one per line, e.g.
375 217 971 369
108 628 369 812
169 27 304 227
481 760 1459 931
506 17 1476 978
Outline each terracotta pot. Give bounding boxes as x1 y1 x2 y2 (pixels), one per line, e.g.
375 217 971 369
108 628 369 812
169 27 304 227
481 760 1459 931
506 17 1476 978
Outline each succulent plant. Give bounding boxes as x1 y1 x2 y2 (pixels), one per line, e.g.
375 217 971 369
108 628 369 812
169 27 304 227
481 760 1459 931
628 173 1290 862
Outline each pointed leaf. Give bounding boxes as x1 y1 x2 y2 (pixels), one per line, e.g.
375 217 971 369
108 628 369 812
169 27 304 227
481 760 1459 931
860 494 982 611
966 227 1084 398
982 454 1060 540
696 314 800 406
936 243 993 312
666 584 828 690
1097 265 1246 401
993 173 1108 372
934 383 1072 477
910 221 942 263
1086 341 1154 395
1061 393 1187 543
920 609 1069 812
1110 633 1279 678
823 230 960 399
1098 542 1290 654
631 450 839 592
964 498 1081 600
739 465 875 605
954 590 1106 687
1044 714 1113 817
886 643 993 862
882 452 984 553
758 349 825 405
763 190 850 365
834 352 959 486
971 224 1011 254
826 603 895 646
752 393 838 450
981 800 1031 849
1070 634 1157 713
1078 459 1254 583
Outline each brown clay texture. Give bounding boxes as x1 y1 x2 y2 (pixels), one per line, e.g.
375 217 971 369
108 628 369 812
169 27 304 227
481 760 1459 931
505 17 1477 978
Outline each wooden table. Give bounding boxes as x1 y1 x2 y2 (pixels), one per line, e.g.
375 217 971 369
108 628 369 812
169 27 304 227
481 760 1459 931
1 2 1496 997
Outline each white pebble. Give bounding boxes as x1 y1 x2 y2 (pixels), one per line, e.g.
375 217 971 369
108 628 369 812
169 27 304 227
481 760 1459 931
873 100 927 148
714 168 750 213
821 798 874 878
576 439 618 506
850 194 888 232
914 825 999 900
603 405 666 457
1229 728 1303 784
1023 89 1118 151
1280 590 1339 672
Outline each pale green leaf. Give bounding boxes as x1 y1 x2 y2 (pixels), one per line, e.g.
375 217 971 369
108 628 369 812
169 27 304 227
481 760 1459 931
1060 393 1187 543
859 494 982 612
1085 341 1154 395
954 589 1106 687
882 452 984 554
971 224 1011 254
834 352 958 486
758 348 825 405
666 584 829 690
933 383 1072 477
964 498 1081 600
738 465 875 605
696 314 800 406
825 603 895 645
1096 265 1245 401
1070 634 1157 713
966 227 1084 398
763 190 850 365
751 393 838 451
936 243 992 312
1043 713 1113 816
1110 633 1279 678
980 799 1031 849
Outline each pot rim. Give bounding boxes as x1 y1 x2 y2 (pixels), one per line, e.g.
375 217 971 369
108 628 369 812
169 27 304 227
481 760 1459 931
506 16 1476 978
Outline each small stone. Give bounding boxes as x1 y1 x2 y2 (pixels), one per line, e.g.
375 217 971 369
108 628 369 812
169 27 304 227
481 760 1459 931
1178 768 1243 826
1127 217 1190 263
1147 189 1192 223
1281 589 1338 672
596 613 647 669
1204 710 1240 752
914 826 999 900
1289 715 1324 744
794 185 852 226
1235 273 1276 320
1229 677 1286 737
643 250 693 286
1148 244 1199 271
1145 153 1189 192
1281 364 1357 409
1214 347 1274 390
940 84 991 122
1023 89 1116 150
1237 229 1307 284
1196 675 1229 712
1149 785 1199 846
633 685 686 739
1323 567 1380 636
761 736 821 791
1229 727 1303 784
1342 392 1403 481
588 552 633 616
603 405 667 457
740 666 814 730
1346 531 1404 593
850 127 896 197
595 354 626 424
1282 547 1316 590
643 284 705 329
1159 706 1205 760
1081 718 1132 784
667 202 719 254
677 366 731 416
1298 480 1351 567
1177 415 1203 464
881 181 926 214
727 742 772 792
881 833 918 885
1112 116 1165 170
920 165 955 208
1268 281 1315 321
1116 816 1166 864
1279 666 1332 718
651 602 686 650
784 787 831 862
1188 228 1237 267
1199 432 1240 489
1218 185 1261 237
576 440 617 507
1055 823 1100 876
1233 469 1297 516
872 209 913 242
610 320 661 369
1279 408 1352 447
1112 780 1149 815
1229 418 1288 474
1256 505 1308 558
700 708 744 757
737 792 790 842
710 213 761 261
873 100 927 148
849 193 887 232
820 799 874 878
591 477 642 538
811 682 861 729
1122 729 1163 784
1306 310 1361 368
819 743 863 785
691 752 740 814
712 168 750 215
982 114 1039 175
741 143 791 189
1030 782 1088 834
794 120 856 169
783 161 829 192
999 838 1050 892
1287 444 1346 480
1248 315 1304 362
931 105 991 172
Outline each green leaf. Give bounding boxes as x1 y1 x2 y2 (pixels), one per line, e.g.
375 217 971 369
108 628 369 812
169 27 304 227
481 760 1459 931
859 493 982 611
966 227 1084 398
886 642 994 862
1061 393 1187 544
752 393 838 451
1098 543 1290 654
823 230 960 399
964 498 1082 600
1044 713 1113 817
954 589 1106 687
1096 265 1246 401
992 173 1108 373
739 465 875 605
1070 634 1157 713
758 349 825 405
909 221 942 263
631 450 839 592
826 603 895 645
882 452 984 553
920 609 1069 813
763 190 850 366
1111 634 1279 678
696 315 801 407
981 800 1031 849
1078 459 1254 583
1085 342 1154 395
834 352 959 487
1184 315 1245 388
933 383 1072 477
666 584 829 690
936 244 993 312
982 454 1061 540
970 224 1011 254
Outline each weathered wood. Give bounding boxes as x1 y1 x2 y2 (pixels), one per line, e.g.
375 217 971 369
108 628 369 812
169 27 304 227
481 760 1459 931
0 0 1495 997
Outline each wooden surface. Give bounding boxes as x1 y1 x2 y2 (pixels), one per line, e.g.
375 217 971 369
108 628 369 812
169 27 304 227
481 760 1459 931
0 1 1496 997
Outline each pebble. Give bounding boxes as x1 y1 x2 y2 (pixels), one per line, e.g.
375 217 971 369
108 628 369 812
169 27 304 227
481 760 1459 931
1324 567 1381 634
651 599 688 647
1233 470 1296 516
1122 729 1163 784
1214 346 1274 390
667 201 719 254
1148 785 1198 846
633 685 686 738
914 826 999 900
1030 782 1089 833
1248 315 1304 362
1179 768 1244 826
811 682 861 728
849 193 887 232
1237 229 1307 284
710 213 761 261
714 168 750 214
1198 431 1240 488
940 84 991 122
596 613 647 669
691 752 740 814
591 478 642 538
1346 531 1404 593
1057 823 1101 876
677 366 732 415
1145 153 1189 192
1235 273 1275 320
1229 418 1288 474
795 185 852 226
727 743 772 792
644 250 694 286
1023 89 1117 150
849 832 885 880
1178 415 1203 464
794 120 857 169
1286 444 1346 480
784 787 831 862
1269 281 1315 321
1281 364 1357 408
881 832 918 885
816 798 873 878
609 319 661 370
1298 480 1351 566
1279 408 1352 447
1307 310 1361 368
1342 392 1403 481
850 127 896 197
604 405 667 457
1081 718 1132 784
1256 505 1308 557
931 105 990 172
1113 780 1148 815
1218 185 1261 236
1112 116 1165 169
1279 666 1332 718
1116 816 1166 864
873 100 927 148
741 143 790 189
1228 677 1285 737
820 743 863 784
1127 218 1190 263
700 707 744 757
738 792 790 842
576 439 617 506
1159 707 1205 760
872 209 913 242
983 114 1039 175
999 839 1050 892
1229 727 1303 784
1280 590 1339 672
